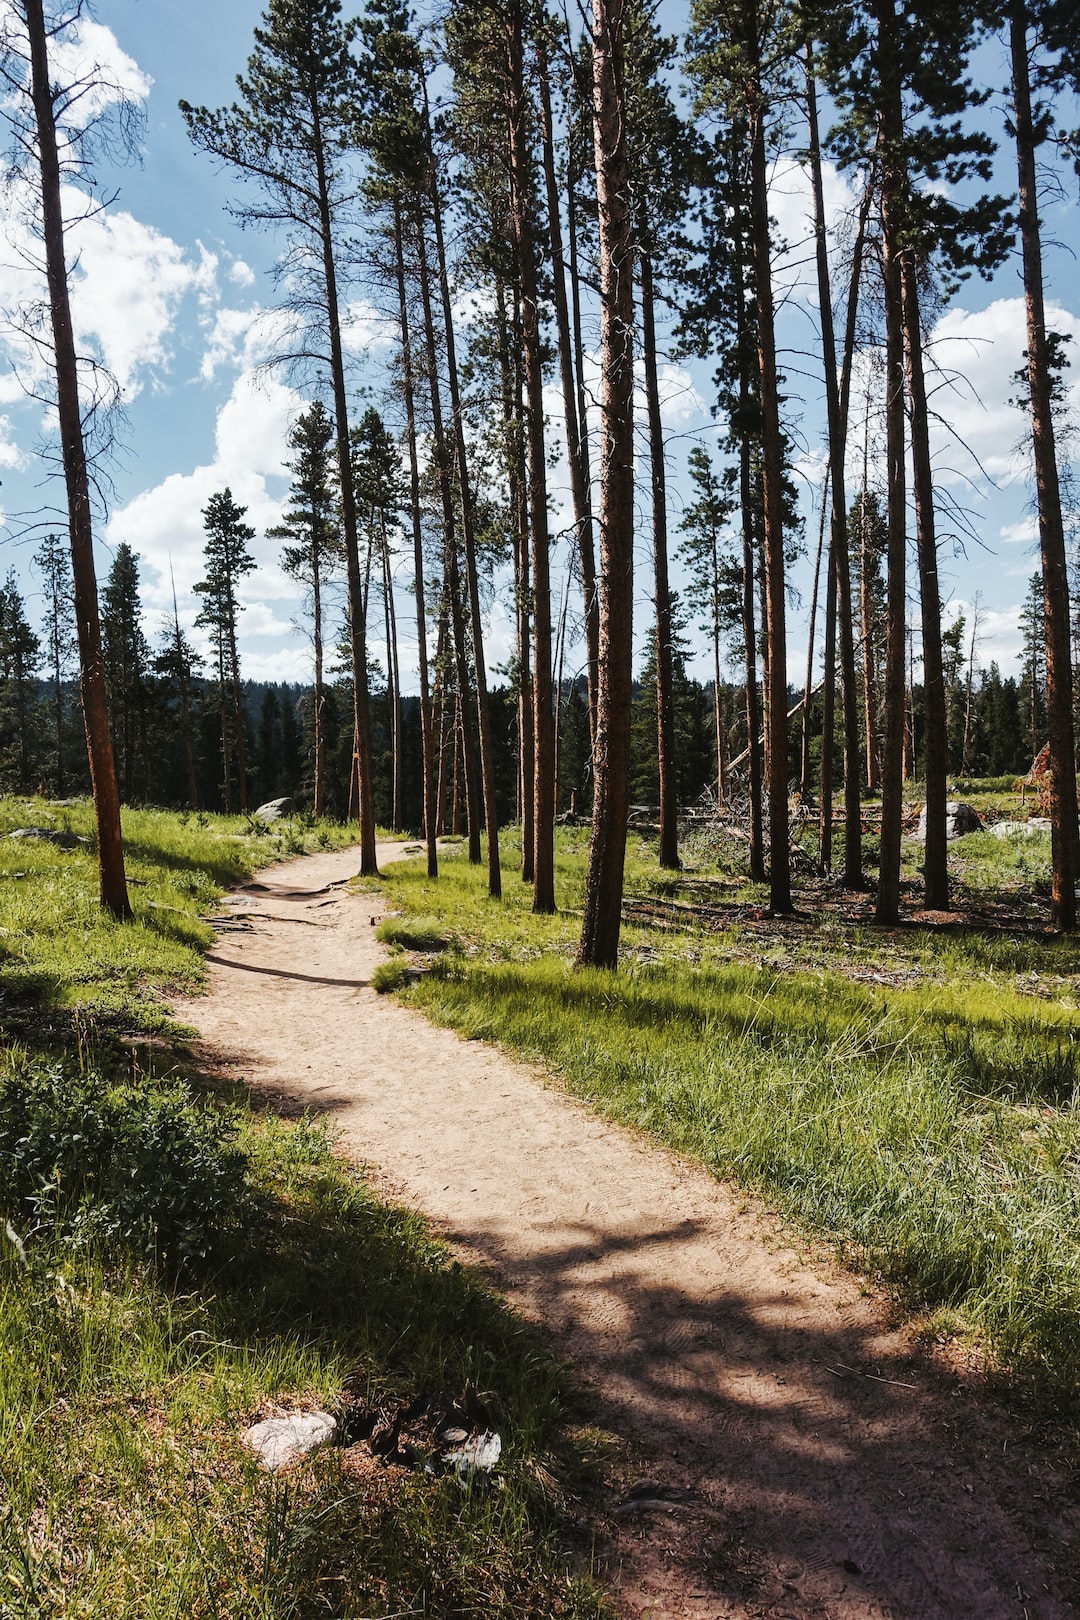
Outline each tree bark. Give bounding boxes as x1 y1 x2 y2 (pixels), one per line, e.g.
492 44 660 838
567 157 599 746
537 36 599 753
498 280 534 881
393 194 438 877
1010 0 1078 930
577 0 635 969
741 431 766 882
807 50 867 887
802 486 827 797
25 0 129 917
640 248 680 870
310 95 377 876
424 96 502 897
311 553 325 818
412 197 483 866
874 0 908 925
901 251 949 908
748 64 791 913
505 2 555 914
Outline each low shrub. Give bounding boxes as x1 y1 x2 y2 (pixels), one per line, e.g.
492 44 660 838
0 1054 249 1268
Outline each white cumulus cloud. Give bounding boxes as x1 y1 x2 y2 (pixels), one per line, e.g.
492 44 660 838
106 370 302 662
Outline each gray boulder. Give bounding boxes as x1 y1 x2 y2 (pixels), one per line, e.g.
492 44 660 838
253 797 296 823
915 801 982 842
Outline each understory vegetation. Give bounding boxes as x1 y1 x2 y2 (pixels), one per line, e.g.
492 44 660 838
0 802 603 1619
375 799 1080 1404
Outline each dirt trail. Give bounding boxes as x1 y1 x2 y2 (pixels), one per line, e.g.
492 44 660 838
176 844 1079 1620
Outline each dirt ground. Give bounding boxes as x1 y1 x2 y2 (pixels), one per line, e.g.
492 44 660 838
174 843 1080 1620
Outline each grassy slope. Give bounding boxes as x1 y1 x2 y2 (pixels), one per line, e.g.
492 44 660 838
0 803 604 1619
375 820 1080 1401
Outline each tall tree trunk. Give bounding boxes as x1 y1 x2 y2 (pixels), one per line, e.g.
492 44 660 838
748 67 791 914
412 198 483 865
381 528 402 832
577 0 635 968
1010 0 1078 930
434 605 451 838
424 97 502 897
802 485 827 796
218 650 232 813
498 280 534 882
311 557 325 818
229 607 248 813
741 431 766 882
640 248 680 870
901 251 949 908
394 193 438 877
537 36 598 748
807 50 867 887
567 157 599 745
311 95 377 876
505 5 555 914
820 524 838 871
961 600 980 775
25 0 129 917
874 0 908 926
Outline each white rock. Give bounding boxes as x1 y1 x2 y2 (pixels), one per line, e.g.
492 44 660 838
990 819 1051 839
443 1429 502 1483
253 797 296 823
243 1409 337 1471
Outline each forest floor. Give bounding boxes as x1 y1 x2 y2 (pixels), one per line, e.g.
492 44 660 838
176 839 1080 1620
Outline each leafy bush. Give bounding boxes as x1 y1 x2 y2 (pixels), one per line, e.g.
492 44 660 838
0 1055 249 1268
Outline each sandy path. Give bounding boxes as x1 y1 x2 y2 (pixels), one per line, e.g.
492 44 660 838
176 844 1078 1620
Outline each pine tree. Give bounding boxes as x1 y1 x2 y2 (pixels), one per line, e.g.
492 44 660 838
577 0 636 969
195 490 257 813
101 544 151 803
686 0 801 913
678 446 740 802
1 1 129 913
0 571 40 793
352 408 406 832
152 590 203 811
1018 572 1047 765
33 532 75 797
270 401 342 817
182 0 379 871
1007 0 1080 927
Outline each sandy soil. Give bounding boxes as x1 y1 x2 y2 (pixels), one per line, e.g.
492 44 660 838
175 843 1080 1620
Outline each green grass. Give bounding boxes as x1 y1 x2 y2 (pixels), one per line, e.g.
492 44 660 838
0 799 357 1029
0 802 605 1619
376 830 1080 1401
0 1071 602 1617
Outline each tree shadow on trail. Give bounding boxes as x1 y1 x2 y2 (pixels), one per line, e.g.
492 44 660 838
428 1208 1079 1619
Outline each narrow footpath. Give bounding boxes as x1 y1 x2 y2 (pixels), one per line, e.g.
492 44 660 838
175 843 1079 1620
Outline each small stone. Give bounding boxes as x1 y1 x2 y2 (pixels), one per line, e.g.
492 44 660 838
442 1429 501 1483
243 1409 337 1471
253 797 296 823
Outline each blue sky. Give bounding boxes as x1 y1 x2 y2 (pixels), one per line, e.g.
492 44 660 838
0 1 1078 695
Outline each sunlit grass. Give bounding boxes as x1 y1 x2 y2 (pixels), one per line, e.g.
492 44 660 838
377 832 1080 1399
0 801 605 1617
0 1081 603 1618
0 798 358 1026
